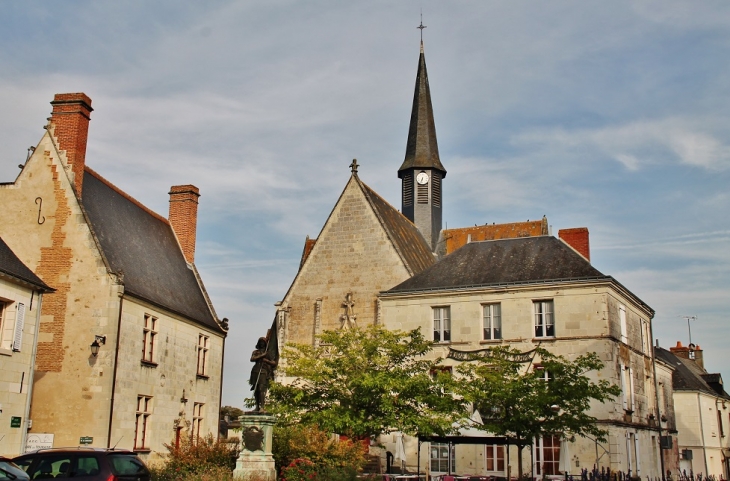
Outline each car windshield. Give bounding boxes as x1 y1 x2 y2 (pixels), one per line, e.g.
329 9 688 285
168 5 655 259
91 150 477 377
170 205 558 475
0 460 30 480
108 455 148 476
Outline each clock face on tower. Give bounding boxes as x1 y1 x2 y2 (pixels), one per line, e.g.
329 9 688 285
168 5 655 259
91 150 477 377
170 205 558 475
416 172 429 185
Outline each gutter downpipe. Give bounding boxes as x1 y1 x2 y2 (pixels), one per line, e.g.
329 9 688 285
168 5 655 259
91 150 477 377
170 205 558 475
21 292 43 453
217 329 226 439
107 291 124 448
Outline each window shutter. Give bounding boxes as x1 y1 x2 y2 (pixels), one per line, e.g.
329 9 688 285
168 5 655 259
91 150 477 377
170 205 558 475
12 303 25 351
620 364 628 410
629 366 636 411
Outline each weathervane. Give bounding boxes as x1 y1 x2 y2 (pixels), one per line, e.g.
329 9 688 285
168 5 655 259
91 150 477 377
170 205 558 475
418 11 426 41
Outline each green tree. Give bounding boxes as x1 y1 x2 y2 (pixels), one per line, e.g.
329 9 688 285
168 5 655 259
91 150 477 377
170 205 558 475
267 325 466 439
220 405 244 420
455 346 620 479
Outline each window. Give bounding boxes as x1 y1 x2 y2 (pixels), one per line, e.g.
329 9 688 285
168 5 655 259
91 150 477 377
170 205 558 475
620 364 635 412
535 435 560 475
0 301 10 350
433 307 451 343
718 408 725 437
197 335 209 376
192 403 204 442
640 319 651 355
534 300 554 338
486 445 505 472
430 442 455 474
430 366 453 380
483 303 502 340
76 456 101 477
417 171 428 204
432 172 441 207
619 305 628 344
134 395 152 450
142 314 157 363
534 365 553 382
0 301 25 352
403 175 413 207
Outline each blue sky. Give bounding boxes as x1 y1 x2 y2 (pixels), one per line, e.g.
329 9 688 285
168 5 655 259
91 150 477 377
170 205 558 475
1 2 728 408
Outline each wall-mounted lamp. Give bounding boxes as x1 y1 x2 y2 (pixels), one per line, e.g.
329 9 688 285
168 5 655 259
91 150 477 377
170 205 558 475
90 335 106 357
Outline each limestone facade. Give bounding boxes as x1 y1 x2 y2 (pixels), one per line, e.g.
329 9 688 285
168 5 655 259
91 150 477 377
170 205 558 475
277 174 431 364
0 273 47 455
378 279 661 478
0 94 225 460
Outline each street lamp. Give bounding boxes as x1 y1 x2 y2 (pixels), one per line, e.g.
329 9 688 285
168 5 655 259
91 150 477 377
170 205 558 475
90 335 106 357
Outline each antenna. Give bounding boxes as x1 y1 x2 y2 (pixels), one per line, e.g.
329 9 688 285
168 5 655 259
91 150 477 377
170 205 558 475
112 436 123 450
681 315 697 345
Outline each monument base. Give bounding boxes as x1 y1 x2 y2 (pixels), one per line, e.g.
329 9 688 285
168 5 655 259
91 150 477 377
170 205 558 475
233 413 277 481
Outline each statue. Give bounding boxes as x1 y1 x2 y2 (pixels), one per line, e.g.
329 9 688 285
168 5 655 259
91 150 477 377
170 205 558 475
340 292 357 329
249 336 278 412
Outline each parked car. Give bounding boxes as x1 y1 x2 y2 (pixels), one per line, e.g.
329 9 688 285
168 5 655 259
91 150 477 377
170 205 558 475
13 448 149 480
0 457 30 481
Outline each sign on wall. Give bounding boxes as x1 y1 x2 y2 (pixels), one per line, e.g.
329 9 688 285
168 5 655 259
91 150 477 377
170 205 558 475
25 433 54 452
79 437 93 445
10 416 21 428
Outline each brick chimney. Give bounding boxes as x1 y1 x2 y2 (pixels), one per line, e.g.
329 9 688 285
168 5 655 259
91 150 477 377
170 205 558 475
559 227 590 262
49 93 93 197
670 341 705 371
168 185 200 263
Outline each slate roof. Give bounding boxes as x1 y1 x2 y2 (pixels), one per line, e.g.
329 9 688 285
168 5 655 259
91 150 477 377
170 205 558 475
398 42 446 176
386 236 608 293
81 168 223 334
0 237 53 291
655 347 730 398
359 178 436 275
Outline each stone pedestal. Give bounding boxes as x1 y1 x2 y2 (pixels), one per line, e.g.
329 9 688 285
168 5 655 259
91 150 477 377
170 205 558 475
233 413 277 481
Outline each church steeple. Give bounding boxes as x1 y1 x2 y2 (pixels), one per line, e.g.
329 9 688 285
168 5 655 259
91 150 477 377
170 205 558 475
398 39 446 252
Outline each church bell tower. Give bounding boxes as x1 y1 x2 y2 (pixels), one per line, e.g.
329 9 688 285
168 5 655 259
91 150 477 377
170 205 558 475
398 40 446 252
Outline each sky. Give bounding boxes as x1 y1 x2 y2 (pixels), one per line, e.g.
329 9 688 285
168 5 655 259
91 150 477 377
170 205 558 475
1 1 728 408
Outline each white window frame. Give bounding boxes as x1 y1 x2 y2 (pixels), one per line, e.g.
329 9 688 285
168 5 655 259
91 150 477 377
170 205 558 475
433 307 451 343
619 305 628 344
430 442 455 474
0 301 11 351
534 435 561 476
142 314 157 363
483 303 502 340
534 300 555 338
134 395 152 450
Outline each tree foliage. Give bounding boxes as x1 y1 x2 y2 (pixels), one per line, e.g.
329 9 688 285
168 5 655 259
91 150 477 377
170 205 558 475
268 325 465 439
455 346 620 477
220 405 244 420
272 424 367 480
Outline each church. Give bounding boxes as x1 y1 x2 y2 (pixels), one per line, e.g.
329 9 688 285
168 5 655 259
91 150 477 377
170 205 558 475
274 40 661 479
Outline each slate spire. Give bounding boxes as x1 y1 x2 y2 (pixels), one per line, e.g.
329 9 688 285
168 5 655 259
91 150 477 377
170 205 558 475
398 41 446 176
399 40 445 253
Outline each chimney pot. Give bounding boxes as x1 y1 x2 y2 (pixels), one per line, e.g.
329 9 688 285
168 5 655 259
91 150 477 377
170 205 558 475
168 185 200 263
49 93 93 197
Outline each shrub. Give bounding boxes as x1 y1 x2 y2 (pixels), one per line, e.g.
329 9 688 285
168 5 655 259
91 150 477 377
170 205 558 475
150 434 239 481
272 424 367 478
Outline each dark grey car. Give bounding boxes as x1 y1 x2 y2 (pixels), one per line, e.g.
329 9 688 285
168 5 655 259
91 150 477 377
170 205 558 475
13 448 149 481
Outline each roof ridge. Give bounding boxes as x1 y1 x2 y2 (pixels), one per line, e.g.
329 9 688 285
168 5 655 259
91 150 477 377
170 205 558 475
84 166 169 224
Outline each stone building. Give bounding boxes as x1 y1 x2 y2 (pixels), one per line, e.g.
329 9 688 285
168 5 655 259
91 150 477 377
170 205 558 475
0 237 53 456
0 93 227 459
379 236 659 478
275 39 662 478
656 343 730 479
